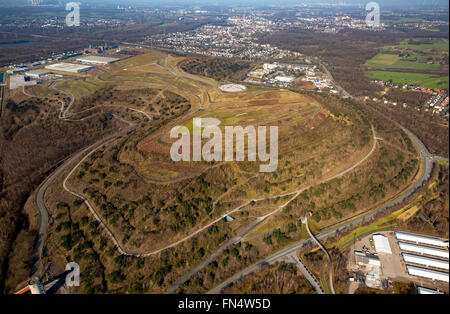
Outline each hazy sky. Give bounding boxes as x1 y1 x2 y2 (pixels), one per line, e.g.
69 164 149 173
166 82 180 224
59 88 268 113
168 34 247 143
86 0 448 6
3 0 449 8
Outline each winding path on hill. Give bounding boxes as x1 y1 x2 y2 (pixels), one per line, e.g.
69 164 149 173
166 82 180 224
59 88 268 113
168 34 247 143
33 58 382 275
30 84 147 276
29 57 448 291
166 125 379 293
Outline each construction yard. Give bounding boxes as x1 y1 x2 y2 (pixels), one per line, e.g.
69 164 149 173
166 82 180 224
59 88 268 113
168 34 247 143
347 231 449 293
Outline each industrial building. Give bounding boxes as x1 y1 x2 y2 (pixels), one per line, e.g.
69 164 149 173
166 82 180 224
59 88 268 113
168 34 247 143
25 69 51 79
6 66 29 74
373 234 392 254
45 63 93 74
354 251 381 267
406 265 449 282
75 55 120 65
274 76 295 83
402 253 449 270
395 232 448 248
399 242 449 259
417 287 444 294
9 74 37 89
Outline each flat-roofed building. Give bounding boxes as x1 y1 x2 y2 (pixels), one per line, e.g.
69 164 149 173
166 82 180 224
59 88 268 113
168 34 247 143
76 55 119 65
45 63 93 74
402 253 449 270
274 76 295 83
354 251 381 267
25 69 51 79
395 232 448 248
6 67 29 75
373 234 392 254
417 287 444 294
407 265 449 282
9 74 37 89
399 242 449 259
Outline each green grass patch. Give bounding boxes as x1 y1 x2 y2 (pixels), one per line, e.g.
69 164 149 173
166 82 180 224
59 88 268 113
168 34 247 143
366 70 449 90
385 39 449 52
366 53 439 71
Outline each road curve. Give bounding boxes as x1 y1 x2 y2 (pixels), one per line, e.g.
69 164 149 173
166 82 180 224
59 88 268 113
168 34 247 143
304 217 335 294
32 125 131 276
30 80 140 275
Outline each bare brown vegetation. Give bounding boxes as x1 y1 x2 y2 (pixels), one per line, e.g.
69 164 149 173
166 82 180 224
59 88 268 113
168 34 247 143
0 94 118 292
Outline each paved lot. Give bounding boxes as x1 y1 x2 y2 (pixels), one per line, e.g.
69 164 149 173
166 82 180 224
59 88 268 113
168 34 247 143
9 74 36 89
348 231 449 292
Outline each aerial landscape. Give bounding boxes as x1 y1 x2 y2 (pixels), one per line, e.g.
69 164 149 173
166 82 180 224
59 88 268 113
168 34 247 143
0 0 448 304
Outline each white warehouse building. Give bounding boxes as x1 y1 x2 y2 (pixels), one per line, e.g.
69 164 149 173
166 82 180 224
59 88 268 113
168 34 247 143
373 234 392 254
25 69 51 79
45 63 93 73
406 265 449 282
76 56 120 65
399 242 449 259
395 232 448 248
354 251 381 267
274 76 295 83
402 253 449 270
417 287 444 294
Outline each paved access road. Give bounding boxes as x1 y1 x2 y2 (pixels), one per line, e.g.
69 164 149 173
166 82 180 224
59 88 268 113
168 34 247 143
32 124 133 277
288 253 325 294
30 79 138 276
304 217 335 294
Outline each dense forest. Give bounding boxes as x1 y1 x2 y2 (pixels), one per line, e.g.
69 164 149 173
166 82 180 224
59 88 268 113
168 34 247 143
179 57 252 82
368 100 449 158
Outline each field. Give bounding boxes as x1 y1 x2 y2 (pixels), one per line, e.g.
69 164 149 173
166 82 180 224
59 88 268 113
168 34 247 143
366 53 439 71
387 39 449 52
365 39 449 90
366 70 449 90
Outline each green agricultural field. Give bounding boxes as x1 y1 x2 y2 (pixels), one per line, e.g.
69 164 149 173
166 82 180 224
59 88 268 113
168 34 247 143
381 39 448 52
366 53 439 71
366 70 449 90
396 39 449 52
365 38 449 90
